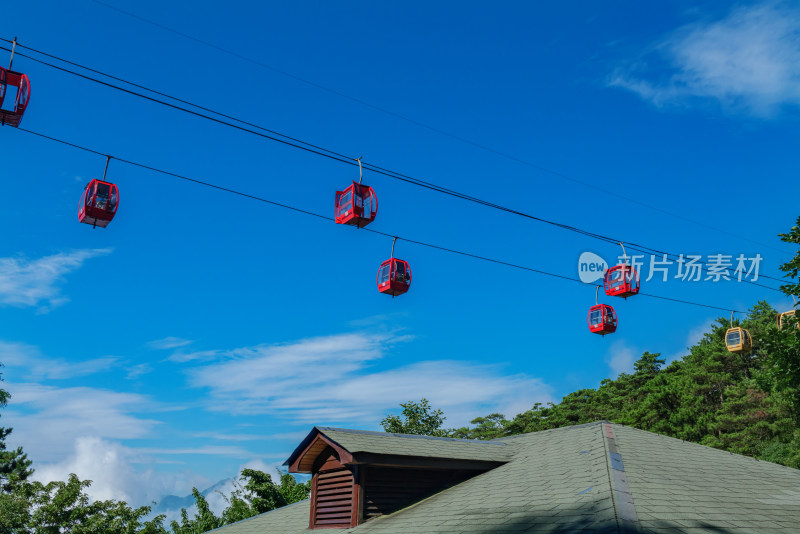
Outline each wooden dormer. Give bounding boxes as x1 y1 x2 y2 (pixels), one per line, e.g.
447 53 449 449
286 427 512 530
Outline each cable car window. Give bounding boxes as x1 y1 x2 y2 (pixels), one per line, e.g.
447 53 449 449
726 331 741 345
589 309 602 325
339 191 352 212
1 86 17 112
378 264 391 284
95 182 110 209
109 186 118 211
19 78 29 107
394 262 406 282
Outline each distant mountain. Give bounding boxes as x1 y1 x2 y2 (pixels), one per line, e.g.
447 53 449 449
151 477 234 517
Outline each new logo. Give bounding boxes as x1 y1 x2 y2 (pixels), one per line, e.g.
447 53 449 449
578 252 608 283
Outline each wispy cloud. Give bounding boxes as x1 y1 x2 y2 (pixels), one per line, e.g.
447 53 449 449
137 446 254 457
605 340 637 377
0 249 111 312
0 341 116 380
192 431 301 442
186 333 553 426
147 337 194 350
663 316 716 364
609 2 800 116
125 363 154 380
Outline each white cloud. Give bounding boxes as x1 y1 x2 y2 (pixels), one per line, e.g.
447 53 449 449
1 380 214 509
0 341 116 380
3 382 160 462
33 437 211 507
147 337 194 350
0 249 111 312
605 340 637 377
186 333 553 426
609 2 800 116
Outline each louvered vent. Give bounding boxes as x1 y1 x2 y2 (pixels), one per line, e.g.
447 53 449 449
313 467 354 528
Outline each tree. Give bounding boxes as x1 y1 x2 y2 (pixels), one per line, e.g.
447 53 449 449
170 488 221 534
380 399 448 437
450 414 509 440
778 215 800 299
758 219 800 419
0 473 167 534
0 368 33 493
221 469 311 524
172 469 312 532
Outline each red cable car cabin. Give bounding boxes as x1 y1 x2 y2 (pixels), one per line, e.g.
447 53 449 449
604 264 640 298
79 179 119 228
588 304 617 335
335 182 377 227
377 258 411 296
0 67 31 127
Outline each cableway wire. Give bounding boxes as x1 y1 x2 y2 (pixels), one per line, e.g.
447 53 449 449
0 40 788 290
82 2 786 254
12 126 759 314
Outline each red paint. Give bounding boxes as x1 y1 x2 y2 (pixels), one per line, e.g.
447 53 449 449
335 182 377 227
588 304 617 335
377 258 411 296
0 67 31 127
78 180 119 228
604 264 640 298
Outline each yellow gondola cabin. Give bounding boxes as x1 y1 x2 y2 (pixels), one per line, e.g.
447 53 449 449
725 327 752 354
778 310 797 330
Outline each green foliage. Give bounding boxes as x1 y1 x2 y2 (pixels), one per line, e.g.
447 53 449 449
778 216 800 299
171 469 311 533
169 488 221 534
450 414 509 440
381 398 448 437
220 469 311 524
0 369 34 494
0 474 167 534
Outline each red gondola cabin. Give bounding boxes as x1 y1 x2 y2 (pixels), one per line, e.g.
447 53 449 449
79 179 119 228
604 264 640 298
377 258 411 296
0 66 31 127
588 304 617 335
335 182 377 227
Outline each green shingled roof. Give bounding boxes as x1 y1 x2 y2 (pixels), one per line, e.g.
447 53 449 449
213 421 800 533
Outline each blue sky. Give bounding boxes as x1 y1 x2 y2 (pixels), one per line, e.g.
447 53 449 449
1 0 799 510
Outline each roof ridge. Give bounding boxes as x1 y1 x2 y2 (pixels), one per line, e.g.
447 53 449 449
318 426 508 445
487 420 607 441
601 422 639 533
